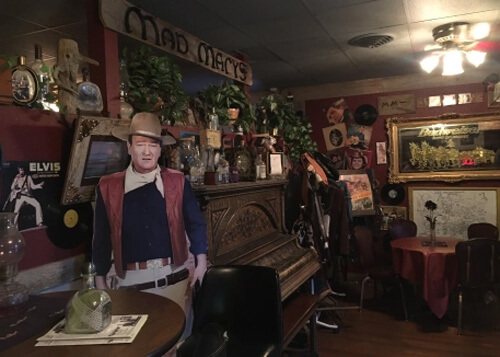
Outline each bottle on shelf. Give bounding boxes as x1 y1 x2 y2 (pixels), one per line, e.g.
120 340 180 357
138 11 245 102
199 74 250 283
179 137 195 179
11 55 39 106
30 44 50 109
208 107 219 131
255 153 267 180
216 149 230 184
64 262 112 334
189 145 205 186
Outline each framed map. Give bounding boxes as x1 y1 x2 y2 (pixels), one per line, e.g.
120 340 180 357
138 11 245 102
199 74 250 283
409 187 500 239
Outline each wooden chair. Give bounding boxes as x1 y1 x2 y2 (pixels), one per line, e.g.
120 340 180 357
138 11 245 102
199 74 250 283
388 219 417 240
467 222 499 240
455 238 500 335
354 225 408 320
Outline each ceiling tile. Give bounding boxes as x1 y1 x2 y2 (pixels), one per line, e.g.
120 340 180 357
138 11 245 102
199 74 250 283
405 0 500 23
316 0 407 36
3 0 85 27
238 14 328 45
199 0 309 25
270 36 342 61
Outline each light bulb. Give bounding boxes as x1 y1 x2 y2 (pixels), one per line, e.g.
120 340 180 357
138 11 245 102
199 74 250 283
420 55 439 73
442 50 463 76
471 23 490 40
466 50 486 67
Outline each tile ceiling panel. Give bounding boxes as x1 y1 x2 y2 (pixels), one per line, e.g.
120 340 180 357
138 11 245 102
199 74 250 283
406 0 500 22
237 15 328 45
270 36 342 61
199 0 309 25
316 0 407 36
2 0 500 92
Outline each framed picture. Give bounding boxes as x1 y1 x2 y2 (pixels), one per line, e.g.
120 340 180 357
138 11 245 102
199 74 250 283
268 152 284 176
322 123 347 151
61 116 130 205
376 141 387 164
409 187 500 239
380 205 407 230
387 113 500 183
338 170 375 216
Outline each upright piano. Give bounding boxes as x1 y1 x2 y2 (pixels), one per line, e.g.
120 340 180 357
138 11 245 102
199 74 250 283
194 179 322 348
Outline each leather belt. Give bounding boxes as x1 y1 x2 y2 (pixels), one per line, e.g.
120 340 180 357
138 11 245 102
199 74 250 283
126 258 171 271
122 267 189 291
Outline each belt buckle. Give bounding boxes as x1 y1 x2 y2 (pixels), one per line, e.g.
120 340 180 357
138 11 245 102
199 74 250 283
146 258 163 269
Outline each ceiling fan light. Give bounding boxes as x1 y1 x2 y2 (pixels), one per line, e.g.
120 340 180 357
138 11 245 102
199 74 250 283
420 55 439 73
471 22 490 40
442 50 463 76
466 50 486 67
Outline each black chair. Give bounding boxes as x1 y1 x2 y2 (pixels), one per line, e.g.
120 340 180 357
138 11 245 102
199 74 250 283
177 265 283 357
467 222 499 240
354 225 409 320
388 219 417 240
455 238 500 335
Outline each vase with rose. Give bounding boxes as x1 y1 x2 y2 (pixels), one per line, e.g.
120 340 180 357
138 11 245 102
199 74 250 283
424 200 439 245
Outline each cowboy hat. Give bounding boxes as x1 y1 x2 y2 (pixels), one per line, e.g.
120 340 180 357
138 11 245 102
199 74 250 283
112 112 176 145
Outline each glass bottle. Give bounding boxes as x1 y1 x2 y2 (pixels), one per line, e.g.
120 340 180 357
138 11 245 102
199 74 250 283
257 108 269 135
255 153 267 180
216 149 230 184
30 44 50 109
208 107 219 131
0 212 28 317
189 146 205 186
12 55 38 106
65 262 112 334
179 137 195 178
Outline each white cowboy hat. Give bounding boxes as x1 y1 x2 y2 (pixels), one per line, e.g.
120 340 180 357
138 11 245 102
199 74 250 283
112 112 176 145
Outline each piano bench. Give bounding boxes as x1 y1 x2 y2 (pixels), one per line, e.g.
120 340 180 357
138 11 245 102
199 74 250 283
283 292 321 351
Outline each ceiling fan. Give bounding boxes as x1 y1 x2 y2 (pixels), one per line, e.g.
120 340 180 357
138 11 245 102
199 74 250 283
420 22 490 75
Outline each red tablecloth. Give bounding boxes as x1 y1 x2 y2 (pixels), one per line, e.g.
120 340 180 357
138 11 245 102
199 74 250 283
391 237 459 319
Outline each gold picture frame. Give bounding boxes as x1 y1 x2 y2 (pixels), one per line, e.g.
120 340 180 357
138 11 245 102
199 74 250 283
61 116 130 205
386 112 500 183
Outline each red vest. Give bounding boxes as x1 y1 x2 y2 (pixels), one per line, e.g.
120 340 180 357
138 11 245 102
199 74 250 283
98 168 188 278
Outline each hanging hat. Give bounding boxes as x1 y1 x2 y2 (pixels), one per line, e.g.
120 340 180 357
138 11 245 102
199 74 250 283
112 112 176 145
354 104 378 126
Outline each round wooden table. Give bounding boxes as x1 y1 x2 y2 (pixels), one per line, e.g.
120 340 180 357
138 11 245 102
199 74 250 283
1 290 185 357
391 236 459 319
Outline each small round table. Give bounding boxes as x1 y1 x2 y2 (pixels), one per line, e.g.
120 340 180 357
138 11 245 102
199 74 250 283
391 236 459 319
2 289 185 357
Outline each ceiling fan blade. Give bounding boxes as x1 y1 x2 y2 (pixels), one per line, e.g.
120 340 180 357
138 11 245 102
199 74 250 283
424 44 442 51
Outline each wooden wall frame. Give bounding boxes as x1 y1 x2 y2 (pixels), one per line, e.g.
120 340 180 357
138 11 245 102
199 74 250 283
386 112 500 183
61 116 130 205
409 186 500 239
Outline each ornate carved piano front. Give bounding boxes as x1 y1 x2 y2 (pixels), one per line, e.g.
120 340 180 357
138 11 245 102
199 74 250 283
194 180 321 300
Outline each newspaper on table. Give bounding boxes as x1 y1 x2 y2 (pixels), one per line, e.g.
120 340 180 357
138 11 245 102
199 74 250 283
36 315 148 346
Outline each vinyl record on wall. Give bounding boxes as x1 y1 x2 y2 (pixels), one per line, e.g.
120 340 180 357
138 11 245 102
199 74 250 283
354 104 378 126
45 202 93 249
381 183 405 205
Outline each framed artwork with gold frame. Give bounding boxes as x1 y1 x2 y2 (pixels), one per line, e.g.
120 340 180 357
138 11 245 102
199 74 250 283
386 112 500 183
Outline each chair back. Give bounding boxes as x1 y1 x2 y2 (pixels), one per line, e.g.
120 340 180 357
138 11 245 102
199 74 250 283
467 222 499 240
455 238 500 289
353 225 376 270
388 219 417 240
192 265 283 356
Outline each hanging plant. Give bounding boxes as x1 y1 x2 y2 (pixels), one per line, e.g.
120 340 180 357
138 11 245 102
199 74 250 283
124 46 188 125
257 93 317 161
197 81 255 130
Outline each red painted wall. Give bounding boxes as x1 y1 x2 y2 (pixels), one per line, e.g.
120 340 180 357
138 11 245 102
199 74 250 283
305 82 500 209
0 106 88 270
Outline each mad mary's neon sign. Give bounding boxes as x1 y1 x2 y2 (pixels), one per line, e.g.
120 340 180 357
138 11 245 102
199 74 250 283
100 0 252 86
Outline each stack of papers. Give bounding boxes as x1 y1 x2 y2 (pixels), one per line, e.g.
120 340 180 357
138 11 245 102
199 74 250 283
36 315 148 346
